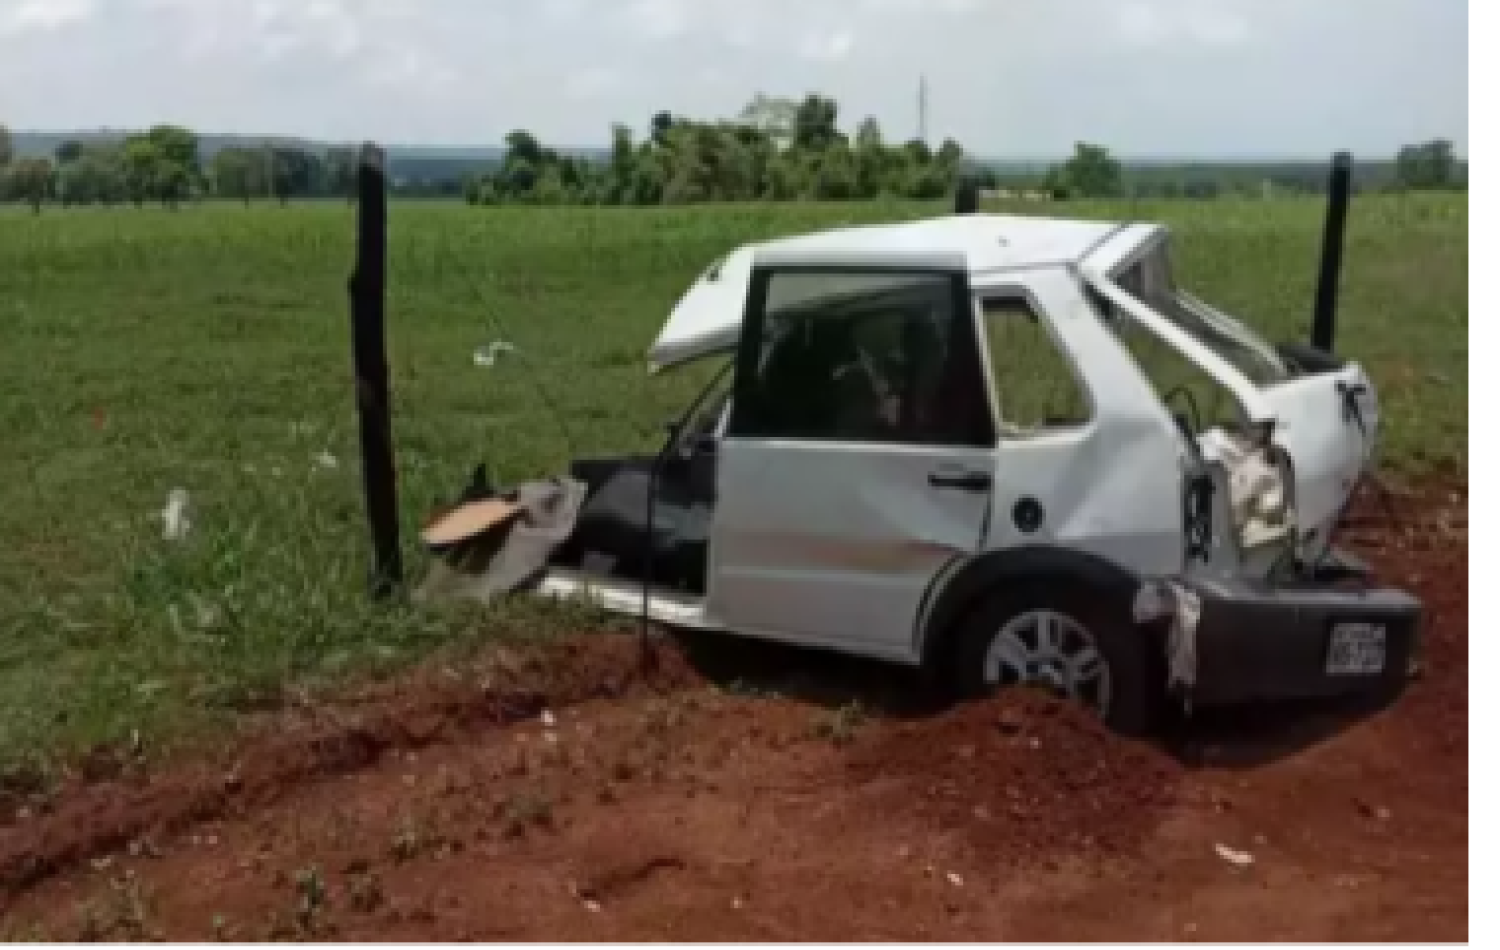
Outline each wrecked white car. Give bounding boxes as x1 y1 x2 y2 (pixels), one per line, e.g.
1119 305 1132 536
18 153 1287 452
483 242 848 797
422 212 1423 735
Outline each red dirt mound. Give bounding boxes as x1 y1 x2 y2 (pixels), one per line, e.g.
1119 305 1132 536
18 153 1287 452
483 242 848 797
0 633 700 903
851 690 1182 864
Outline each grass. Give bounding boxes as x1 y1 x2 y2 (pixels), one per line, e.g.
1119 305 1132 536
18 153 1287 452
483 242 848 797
0 195 1468 774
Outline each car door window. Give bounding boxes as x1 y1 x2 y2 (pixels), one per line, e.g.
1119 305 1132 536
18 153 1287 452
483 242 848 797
732 270 994 448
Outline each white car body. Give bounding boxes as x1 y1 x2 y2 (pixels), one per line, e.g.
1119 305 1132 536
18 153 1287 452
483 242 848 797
544 215 1375 645
514 212 1419 725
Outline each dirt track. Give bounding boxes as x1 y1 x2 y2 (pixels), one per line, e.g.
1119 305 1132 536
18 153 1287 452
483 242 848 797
0 480 1468 941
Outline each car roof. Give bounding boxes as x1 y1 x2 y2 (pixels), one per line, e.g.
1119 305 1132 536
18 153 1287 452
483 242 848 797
647 212 1165 371
751 213 1131 272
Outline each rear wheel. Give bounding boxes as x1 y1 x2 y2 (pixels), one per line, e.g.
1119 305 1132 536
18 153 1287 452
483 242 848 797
950 588 1159 736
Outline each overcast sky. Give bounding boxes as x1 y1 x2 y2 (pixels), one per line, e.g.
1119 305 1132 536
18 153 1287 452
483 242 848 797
0 0 1469 157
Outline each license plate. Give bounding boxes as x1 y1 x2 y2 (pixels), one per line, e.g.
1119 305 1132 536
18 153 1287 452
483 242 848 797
1326 622 1387 676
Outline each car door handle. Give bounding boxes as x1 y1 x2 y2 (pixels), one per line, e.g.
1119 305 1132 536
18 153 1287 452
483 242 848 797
929 468 992 492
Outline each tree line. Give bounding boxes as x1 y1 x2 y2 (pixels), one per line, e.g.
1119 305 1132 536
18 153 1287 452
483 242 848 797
466 95 971 206
0 99 1466 213
0 125 359 211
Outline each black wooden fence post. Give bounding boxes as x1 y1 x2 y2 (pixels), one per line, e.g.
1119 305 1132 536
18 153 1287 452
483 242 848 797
349 143 402 599
955 175 979 215
1311 151 1353 353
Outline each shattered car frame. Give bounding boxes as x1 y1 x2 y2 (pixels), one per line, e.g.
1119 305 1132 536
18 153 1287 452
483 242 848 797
445 212 1423 735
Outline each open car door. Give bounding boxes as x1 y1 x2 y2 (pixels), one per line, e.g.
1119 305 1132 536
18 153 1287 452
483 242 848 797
704 263 1000 660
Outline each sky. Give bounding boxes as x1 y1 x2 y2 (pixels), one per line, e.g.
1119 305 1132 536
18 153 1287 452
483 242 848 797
0 0 1469 157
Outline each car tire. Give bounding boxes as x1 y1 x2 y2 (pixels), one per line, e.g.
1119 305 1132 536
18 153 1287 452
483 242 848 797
949 585 1161 737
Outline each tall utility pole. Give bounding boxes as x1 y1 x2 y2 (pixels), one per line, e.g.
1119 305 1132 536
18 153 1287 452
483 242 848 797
918 75 929 144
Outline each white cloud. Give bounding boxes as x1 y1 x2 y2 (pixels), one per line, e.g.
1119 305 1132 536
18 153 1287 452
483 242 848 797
857 0 980 15
624 0 691 39
798 29 856 63
0 0 1468 157
0 0 97 37
565 66 626 100
1114 0 1253 47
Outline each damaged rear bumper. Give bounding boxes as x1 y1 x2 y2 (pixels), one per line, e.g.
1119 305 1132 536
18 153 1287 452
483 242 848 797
1144 565 1424 709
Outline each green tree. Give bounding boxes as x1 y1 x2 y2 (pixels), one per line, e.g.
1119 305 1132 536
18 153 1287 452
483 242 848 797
0 124 12 167
5 157 54 213
119 130 196 207
606 124 636 204
324 147 357 203
853 117 888 198
532 164 569 204
1395 139 1457 191
146 125 200 205
504 130 544 167
211 148 262 205
1049 142 1123 199
793 94 840 151
61 144 127 206
935 138 964 171
811 141 859 200
56 159 97 206
854 116 884 152
270 147 320 203
54 140 84 165
146 125 199 171
121 136 160 206
627 145 667 205
650 111 675 146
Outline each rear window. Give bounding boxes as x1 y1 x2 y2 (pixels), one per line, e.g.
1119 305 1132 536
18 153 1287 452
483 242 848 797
1086 284 1248 435
1115 249 1290 388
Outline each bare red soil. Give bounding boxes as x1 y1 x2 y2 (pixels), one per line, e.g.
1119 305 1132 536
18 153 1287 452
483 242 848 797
0 480 1467 941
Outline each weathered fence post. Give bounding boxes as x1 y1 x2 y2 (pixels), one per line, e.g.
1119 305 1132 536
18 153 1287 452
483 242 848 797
955 175 979 215
349 142 403 599
1311 151 1353 353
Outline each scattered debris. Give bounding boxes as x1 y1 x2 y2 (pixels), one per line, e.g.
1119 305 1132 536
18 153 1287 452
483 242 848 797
160 488 191 542
1214 843 1255 868
315 451 339 470
473 340 519 368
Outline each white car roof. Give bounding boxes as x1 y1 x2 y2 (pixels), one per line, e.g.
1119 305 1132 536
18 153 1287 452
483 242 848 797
648 213 1164 370
755 213 1125 270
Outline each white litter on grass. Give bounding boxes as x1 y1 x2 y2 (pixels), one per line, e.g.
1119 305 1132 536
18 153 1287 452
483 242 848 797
189 593 221 629
315 451 339 470
161 488 191 542
474 340 519 368
1215 843 1255 867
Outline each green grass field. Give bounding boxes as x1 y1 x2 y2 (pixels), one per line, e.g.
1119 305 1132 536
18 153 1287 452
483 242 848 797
0 195 1468 774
